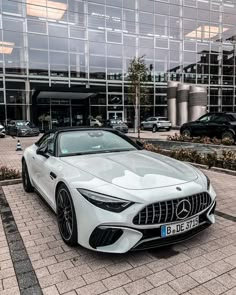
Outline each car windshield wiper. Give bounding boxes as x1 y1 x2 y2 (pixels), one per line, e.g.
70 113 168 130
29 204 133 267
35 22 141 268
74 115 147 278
59 149 135 157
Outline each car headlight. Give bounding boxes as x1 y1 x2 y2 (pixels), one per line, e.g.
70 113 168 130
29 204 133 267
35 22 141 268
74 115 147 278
78 189 133 213
205 175 210 190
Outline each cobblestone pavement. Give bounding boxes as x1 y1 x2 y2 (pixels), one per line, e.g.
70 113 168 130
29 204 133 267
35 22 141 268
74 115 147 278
0 135 236 295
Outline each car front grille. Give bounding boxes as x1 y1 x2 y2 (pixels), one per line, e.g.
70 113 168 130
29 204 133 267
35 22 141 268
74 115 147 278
133 192 212 225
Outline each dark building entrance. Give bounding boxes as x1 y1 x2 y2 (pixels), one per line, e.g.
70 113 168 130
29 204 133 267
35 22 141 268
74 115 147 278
31 83 106 131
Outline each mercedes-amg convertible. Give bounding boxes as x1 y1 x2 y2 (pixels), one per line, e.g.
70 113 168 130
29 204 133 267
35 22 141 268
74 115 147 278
22 128 216 253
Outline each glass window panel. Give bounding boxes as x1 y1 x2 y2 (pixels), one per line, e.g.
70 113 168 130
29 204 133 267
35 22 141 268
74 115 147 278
107 43 122 57
27 19 47 34
106 7 122 30
28 34 48 50
123 0 136 9
123 10 136 33
155 2 169 15
123 35 136 46
184 0 196 7
49 36 68 51
107 31 122 43
90 55 105 67
170 4 181 16
69 39 85 53
139 0 154 13
124 46 136 58
2 1 22 14
3 17 24 33
155 38 169 48
48 24 67 37
89 41 105 55
88 30 106 42
184 41 197 51
88 3 105 28
69 26 86 39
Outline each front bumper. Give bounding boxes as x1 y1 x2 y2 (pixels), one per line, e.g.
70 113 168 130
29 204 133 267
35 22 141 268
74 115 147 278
72 188 216 253
19 129 40 137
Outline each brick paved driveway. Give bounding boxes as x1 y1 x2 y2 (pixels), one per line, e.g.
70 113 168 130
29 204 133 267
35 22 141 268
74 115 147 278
0 135 236 295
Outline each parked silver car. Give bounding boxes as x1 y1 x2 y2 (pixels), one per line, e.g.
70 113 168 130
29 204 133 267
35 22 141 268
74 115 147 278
141 117 172 132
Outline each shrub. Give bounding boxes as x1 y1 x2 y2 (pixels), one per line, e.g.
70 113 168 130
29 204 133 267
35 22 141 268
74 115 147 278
168 134 235 146
144 143 236 171
0 166 21 181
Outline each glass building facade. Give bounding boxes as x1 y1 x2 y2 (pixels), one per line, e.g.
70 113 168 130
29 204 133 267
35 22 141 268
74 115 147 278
1 0 236 127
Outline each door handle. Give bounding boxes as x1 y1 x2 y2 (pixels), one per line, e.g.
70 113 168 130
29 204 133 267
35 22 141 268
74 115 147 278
50 172 57 179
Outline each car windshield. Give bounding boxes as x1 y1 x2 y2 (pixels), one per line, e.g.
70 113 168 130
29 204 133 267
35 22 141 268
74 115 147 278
58 130 137 156
16 121 27 126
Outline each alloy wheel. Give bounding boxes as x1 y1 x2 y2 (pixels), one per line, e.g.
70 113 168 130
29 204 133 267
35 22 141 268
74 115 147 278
57 189 73 241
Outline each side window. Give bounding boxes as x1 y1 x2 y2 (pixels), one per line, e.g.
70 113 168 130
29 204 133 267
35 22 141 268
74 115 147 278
213 115 229 123
37 133 55 150
199 114 212 122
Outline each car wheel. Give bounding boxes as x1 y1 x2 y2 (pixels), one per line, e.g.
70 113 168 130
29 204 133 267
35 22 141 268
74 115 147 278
140 124 144 130
22 160 34 193
152 125 158 133
166 128 171 131
181 128 191 137
56 184 78 246
94 124 99 127
222 131 234 142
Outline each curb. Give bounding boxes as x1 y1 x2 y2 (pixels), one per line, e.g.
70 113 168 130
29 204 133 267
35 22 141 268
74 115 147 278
0 178 22 186
186 162 236 177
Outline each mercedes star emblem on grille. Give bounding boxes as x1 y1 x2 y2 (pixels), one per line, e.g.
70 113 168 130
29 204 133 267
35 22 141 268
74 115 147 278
176 199 191 220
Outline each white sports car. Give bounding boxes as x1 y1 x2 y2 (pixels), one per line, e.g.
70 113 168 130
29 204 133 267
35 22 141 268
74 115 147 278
22 128 216 253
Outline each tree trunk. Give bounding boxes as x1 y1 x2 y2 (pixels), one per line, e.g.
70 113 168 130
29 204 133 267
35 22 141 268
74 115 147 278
134 88 139 133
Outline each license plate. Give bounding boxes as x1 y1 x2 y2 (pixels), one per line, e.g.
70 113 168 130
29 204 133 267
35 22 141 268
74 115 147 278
161 216 199 238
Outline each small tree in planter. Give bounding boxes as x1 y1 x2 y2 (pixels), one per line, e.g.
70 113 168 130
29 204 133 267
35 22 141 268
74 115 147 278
127 56 149 137
38 114 45 132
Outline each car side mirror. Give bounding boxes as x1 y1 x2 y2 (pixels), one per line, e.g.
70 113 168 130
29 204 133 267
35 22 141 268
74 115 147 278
136 140 144 149
36 145 49 158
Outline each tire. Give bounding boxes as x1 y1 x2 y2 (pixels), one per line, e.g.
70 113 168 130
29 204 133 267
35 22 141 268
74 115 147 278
166 128 171 131
56 184 78 246
181 128 191 137
152 125 158 133
22 160 34 193
222 131 234 142
140 124 144 130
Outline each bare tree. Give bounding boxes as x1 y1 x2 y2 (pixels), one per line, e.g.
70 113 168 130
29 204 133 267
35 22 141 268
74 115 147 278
127 56 149 136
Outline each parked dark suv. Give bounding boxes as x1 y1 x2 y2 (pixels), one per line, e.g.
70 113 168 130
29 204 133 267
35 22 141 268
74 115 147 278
180 112 236 142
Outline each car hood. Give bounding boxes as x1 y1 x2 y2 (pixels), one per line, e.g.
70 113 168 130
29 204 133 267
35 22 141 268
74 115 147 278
60 150 198 190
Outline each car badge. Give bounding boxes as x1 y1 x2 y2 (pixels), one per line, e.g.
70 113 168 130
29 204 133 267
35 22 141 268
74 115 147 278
176 199 191 220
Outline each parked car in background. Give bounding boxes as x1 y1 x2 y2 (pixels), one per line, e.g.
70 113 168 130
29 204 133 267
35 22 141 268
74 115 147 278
0 123 5 137
180 112 236 142
90 118 103 127
141 117 172 132
6 120 40 137
106 119 128 133
22 128 216 253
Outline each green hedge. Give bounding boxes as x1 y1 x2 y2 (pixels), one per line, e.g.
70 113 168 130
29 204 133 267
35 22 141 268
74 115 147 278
167 134 234 146
144 143 236 171
0 166 21 181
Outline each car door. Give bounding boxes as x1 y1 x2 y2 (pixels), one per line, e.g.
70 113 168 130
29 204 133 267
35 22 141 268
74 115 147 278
31 133 57 207
207 114 231 138
191 114 213 137
142 117 151 129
